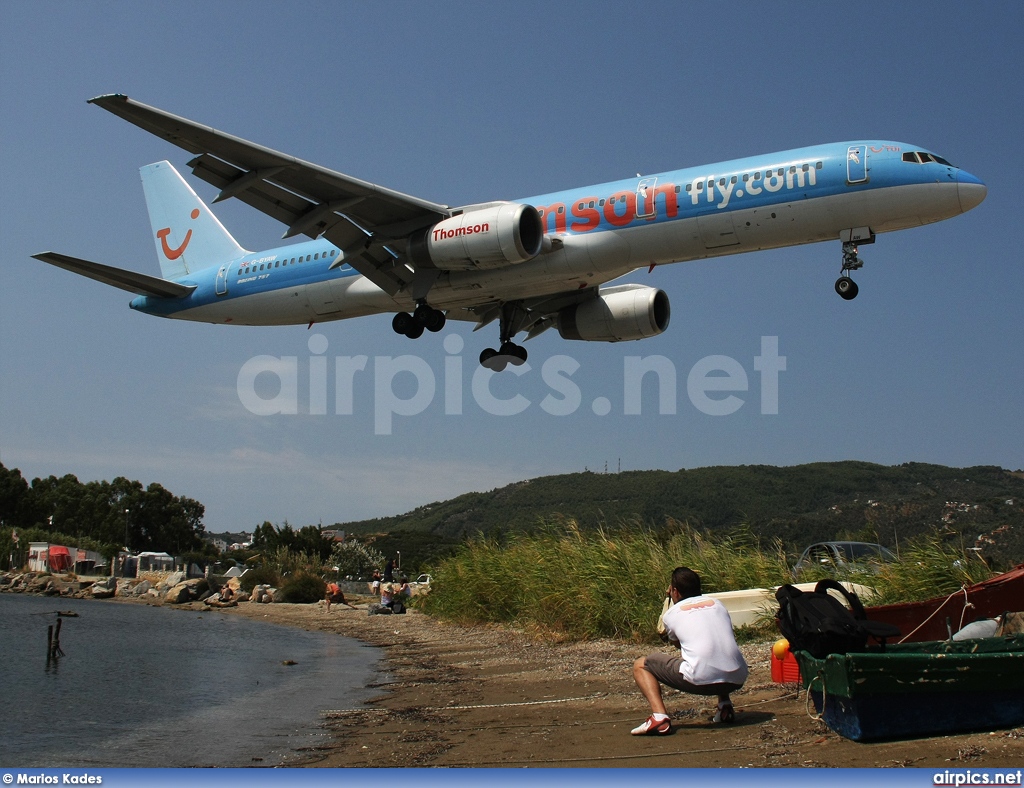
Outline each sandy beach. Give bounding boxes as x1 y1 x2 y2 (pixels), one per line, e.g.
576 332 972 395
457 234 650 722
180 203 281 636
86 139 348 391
201 597 1024 769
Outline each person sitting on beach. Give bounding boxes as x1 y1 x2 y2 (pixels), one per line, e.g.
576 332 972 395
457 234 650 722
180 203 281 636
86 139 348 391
219 584 234 602
325 581 355 612
630 566 748 735
398 577 411 597
379 583 394 608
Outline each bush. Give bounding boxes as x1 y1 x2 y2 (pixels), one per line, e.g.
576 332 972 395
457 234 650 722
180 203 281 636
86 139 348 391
239 565 281 592
278 571 326 604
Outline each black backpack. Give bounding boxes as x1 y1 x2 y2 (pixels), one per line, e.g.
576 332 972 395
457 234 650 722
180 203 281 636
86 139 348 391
775 579 900 659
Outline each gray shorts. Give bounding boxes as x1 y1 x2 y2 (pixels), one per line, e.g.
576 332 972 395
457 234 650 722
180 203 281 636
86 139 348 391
643 652 743 697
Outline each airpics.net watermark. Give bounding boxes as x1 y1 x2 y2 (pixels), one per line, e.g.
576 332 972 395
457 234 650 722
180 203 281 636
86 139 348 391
236 334 787 435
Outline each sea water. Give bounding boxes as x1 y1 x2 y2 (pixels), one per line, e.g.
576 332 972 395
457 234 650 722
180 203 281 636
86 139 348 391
0 593 382 767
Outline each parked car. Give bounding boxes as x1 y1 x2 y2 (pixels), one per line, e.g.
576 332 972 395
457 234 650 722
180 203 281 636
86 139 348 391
407 574 432 596
793 541 897 577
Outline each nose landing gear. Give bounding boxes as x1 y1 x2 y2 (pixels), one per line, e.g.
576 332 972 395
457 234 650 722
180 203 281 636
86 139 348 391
835 241 863 301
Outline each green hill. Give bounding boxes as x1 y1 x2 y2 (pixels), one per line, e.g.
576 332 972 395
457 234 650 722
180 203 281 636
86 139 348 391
338 462 1024 569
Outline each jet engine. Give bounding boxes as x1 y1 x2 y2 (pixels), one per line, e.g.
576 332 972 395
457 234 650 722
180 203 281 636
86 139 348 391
408 202 543 270
557 285 671 342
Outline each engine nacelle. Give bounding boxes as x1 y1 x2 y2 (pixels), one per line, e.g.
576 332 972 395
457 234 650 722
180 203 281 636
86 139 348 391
408 202 543 271
557 286 671 342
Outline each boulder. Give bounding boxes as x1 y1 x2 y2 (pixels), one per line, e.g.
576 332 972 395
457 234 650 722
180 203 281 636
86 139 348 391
165 582 192 604
27 574 53 593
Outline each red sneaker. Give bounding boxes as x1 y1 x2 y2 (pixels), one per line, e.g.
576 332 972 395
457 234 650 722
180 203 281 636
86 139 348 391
631 715 671 735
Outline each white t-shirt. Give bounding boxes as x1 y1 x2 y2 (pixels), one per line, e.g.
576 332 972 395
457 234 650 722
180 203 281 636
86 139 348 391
661 595 749 686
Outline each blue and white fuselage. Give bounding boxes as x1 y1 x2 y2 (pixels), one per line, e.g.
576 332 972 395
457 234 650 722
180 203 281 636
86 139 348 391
129 140 984 325
34 95 985 368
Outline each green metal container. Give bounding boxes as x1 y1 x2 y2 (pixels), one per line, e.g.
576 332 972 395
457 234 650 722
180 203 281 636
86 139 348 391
794 634 1024 741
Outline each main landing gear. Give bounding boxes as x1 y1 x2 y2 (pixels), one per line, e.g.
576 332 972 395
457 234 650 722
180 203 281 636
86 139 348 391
479 302 529 372
835 241 863 301
392 303 446 339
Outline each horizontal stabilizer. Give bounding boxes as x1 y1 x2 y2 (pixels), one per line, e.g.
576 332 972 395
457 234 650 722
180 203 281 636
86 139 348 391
31 252 196 298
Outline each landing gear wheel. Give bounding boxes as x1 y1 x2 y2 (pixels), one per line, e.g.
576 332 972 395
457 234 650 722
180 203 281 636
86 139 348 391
835 277 859 300
479 347 507 372
404 321 425 339
413 303 446 333
500 342 527 365
392 312 414 335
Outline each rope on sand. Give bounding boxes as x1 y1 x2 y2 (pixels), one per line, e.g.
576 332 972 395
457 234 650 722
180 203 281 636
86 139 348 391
322 692 606 715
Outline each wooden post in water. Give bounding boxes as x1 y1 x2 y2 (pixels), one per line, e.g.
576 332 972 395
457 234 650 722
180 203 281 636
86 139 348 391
46 617 65 659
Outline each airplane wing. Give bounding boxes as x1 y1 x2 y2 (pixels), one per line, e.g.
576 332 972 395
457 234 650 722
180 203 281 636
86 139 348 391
88 94 452 296
32 252 196 298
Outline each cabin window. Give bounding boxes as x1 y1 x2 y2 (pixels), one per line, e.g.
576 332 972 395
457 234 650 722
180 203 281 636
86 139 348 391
753 172 761 180
673 186 680 194
730 175 737 184
816 161 822 169
789 166 796 174
742 174 749 182
696 182 703 191
802 163 809 172
557 206 565 214
685 184 692 192
306 255 311 262
314 253 319 260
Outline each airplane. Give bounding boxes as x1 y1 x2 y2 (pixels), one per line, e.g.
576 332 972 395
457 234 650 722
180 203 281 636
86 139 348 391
34 94 986 371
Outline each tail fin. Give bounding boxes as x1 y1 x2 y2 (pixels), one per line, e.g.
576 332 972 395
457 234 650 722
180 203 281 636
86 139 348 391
140 161 249 278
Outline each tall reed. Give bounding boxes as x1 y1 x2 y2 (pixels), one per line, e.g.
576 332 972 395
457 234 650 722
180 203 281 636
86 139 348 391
419 519 791 642
420 520 996 643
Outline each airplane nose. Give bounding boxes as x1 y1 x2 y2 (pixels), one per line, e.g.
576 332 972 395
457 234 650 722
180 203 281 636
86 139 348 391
957 170 987 213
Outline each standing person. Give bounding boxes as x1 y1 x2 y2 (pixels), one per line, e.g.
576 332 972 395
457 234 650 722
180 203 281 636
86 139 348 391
370 569 382 595
383 557 395 583
630 566 748 735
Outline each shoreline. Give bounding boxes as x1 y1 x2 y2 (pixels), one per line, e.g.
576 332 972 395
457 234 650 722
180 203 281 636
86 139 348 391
215 597 1023 768
6 585 1023 767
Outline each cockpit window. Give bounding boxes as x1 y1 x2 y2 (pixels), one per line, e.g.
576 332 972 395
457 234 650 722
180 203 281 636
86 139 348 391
903 150 955 167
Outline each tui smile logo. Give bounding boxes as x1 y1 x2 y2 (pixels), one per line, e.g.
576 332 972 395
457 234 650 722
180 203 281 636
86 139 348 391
157 208 200 260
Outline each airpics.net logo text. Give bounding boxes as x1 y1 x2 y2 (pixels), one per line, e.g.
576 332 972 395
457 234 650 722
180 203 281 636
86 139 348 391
235 335 786 435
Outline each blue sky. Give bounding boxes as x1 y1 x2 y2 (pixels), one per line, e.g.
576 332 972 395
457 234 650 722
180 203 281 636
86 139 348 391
1 2 1021 533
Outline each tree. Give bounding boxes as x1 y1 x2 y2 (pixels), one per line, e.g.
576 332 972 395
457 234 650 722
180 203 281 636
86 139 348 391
330 540 384 579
